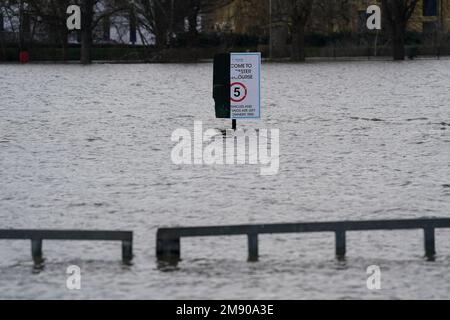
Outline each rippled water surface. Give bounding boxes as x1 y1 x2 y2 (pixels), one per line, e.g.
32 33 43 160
0 60 449 299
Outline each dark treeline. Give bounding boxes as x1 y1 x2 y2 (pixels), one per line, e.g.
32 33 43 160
271 0 432 61
0 0 447 63
0 0 235 63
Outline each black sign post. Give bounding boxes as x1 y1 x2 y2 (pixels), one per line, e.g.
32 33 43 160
213 53 236 130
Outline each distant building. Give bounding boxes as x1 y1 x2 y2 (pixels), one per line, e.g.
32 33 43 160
201 0 269 36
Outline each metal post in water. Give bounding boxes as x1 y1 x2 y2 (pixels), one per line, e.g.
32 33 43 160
156 236 181 262
122 240 133 264
335 231 346 260
232 119 237 131
424 228 436 261
248 234 259 262
31 238 43 265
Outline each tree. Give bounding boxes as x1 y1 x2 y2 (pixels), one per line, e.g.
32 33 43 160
27 0 72 60
312 0 352 35
286 0 314 61
0 1 17 56
269 0 289 58
25 0 132 64
134 0 233 48
80 0 94 64
381 0 419 60
270 0 314 61
133 0 175 48
186 0 200 39
78 0 129 64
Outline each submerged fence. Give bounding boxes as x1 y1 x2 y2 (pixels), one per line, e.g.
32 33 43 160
156 218 450 263
0 230 133 264
3 219 450 266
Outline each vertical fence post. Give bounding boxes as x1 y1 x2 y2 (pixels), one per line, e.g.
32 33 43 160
156 235 181 262
424 228 436 260
31 238 43 265
335 230 346 260
247 234 259 262
122 239 133 264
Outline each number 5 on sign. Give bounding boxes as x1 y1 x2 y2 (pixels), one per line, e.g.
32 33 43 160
231 82 247 103
230 53 261 119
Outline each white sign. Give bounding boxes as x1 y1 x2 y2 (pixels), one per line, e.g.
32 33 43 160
230 53 261 119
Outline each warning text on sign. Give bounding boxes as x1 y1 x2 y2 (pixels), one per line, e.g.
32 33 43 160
230 53 261 119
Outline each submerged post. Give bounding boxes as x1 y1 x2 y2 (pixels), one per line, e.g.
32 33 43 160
247 234 259 262
156 234 181 262
122 239 133 264
424 228 436 260
31 238 43 265
335 230 346 260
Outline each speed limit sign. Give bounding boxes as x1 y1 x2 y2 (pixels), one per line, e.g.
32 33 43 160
230 82 248 103
230 53 261 119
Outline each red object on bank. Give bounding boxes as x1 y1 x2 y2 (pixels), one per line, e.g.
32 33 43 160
19 51 29 63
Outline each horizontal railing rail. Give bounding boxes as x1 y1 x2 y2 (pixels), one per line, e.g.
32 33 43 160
0 230 133 265
156 218 450 262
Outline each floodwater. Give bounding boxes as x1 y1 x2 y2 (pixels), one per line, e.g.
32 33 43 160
0 60 449 299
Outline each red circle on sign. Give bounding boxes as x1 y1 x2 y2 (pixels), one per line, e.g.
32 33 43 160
230 82 247 103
